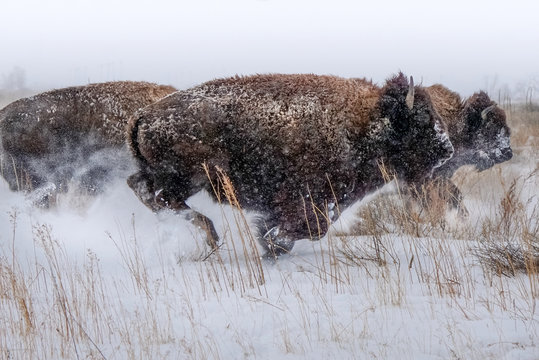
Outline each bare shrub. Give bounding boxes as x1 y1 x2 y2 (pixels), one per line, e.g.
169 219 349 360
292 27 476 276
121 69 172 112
474 170 539 278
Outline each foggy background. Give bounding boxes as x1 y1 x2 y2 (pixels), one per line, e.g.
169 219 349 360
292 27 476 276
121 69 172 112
1 0 538 99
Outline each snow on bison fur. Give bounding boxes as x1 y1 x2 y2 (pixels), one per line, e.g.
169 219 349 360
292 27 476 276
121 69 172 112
0 81 176 198
127 73 454 257
416 84 513 214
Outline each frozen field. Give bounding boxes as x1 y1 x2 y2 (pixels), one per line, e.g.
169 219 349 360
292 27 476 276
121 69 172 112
0 105 537 359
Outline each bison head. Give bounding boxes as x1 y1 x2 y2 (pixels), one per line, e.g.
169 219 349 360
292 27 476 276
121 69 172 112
378 73 454 184
458 91 512 171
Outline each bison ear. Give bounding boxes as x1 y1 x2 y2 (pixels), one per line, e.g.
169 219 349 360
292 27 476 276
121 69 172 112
463 91 494 129
481 105 496 121
378 72 414 131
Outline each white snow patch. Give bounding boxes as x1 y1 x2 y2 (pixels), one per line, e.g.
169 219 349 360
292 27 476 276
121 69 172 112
0 164 537 359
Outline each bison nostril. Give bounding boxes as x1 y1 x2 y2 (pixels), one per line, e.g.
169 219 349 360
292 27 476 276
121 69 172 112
444 141 454 157
503 148 513 160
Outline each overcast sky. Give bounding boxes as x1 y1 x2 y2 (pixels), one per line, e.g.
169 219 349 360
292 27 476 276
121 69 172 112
1 0 538 97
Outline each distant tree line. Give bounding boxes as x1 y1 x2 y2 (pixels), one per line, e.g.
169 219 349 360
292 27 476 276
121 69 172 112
2 66 27 90
0 67 32 108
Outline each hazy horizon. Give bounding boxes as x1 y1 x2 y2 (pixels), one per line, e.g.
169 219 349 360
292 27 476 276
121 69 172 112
1 0 538 98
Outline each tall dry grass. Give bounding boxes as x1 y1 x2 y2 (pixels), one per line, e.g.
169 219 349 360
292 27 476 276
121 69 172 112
0 102 537 359
342 103 538 288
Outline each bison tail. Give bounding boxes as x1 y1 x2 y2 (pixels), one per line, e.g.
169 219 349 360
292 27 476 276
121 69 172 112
126 113 147 168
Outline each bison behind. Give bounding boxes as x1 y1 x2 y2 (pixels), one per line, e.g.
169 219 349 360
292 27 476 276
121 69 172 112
0 81 176 201
417 85 513 214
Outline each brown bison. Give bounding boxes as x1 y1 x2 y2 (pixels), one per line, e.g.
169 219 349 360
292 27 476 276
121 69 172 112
127 73 454 257
0 81 176 197
418 85 513 214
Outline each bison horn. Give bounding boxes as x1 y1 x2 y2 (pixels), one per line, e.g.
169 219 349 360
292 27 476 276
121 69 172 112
406 76 415 110
481 105 496 120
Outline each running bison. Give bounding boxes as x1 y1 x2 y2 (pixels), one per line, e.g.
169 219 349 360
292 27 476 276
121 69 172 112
417 84 513 214
127 73 454 257
0 81 176 199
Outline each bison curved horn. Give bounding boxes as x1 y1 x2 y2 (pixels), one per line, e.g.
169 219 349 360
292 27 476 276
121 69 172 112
405 76 415 110
481 105 496 120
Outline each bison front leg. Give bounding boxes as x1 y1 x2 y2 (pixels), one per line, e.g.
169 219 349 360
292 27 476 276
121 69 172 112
255 199 335 259
256 224 295 259
411 178 469 219
186 210 220 250
441 179 468 217
127 171 163 211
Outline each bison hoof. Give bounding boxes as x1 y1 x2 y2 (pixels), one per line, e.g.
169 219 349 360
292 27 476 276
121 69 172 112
27 182 58 208
328 202 338 222
457 204 469 218
260 227 295 260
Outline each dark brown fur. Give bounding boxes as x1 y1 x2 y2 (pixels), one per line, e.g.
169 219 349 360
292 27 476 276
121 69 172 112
0 81 176 193
128 73 453 257
420 85 513 213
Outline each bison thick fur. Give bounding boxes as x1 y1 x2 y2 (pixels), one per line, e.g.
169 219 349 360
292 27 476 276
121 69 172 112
127 73 454 257
418 85 513 214
0 81 176 196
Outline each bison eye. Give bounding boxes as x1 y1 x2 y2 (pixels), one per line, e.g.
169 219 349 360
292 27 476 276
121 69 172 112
484 123 502 139
468 113 483 130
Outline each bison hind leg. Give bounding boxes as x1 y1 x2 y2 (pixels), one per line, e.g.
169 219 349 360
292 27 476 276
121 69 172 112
127 171 162 211
127 171 222 251
0 155 44 192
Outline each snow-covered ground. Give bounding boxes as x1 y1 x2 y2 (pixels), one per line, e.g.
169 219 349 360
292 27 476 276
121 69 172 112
1 122 538 359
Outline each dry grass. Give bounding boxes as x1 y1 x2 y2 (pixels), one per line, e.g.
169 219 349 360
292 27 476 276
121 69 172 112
0 154 35 193
194 163 267 297
505 103 539 150
344 104 539 283
0 102 537 359
473 171 539 278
